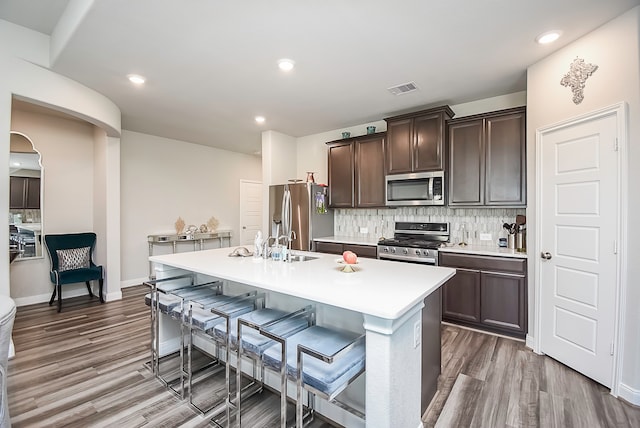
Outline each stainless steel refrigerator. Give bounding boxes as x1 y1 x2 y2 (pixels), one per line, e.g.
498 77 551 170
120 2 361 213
268 182 334 251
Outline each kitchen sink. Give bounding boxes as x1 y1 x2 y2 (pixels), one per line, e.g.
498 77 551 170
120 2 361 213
290 254 318 262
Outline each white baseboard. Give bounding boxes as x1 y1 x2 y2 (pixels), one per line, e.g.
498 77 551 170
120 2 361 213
121 277 148 288
105 290 122 302
13 287 92 307
526 334 538 352
618 382 640 406
14 286 122 307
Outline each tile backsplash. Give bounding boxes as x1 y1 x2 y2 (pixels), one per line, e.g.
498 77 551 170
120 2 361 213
9 209 41 224
334 207 526 246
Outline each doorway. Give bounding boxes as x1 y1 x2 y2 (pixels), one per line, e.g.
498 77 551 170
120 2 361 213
535 103 626 391
239 180 263 246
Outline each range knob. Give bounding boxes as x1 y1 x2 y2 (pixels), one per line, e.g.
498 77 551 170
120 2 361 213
391 248 396 254
415 249 421 255
402 248 408 255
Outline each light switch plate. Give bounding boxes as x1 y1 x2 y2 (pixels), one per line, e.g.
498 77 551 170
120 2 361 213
414 320 421 348
480 233 492 241
360 227 368 234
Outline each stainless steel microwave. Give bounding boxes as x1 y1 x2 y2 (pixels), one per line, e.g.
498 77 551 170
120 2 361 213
385 171 445 206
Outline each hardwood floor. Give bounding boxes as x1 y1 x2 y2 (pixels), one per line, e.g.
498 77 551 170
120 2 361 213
424 325 640 428
7 285 640 427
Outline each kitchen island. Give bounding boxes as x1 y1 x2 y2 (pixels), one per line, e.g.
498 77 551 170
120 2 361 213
150 247 455 428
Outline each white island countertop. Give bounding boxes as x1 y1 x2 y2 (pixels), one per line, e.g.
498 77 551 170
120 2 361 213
13 223 41 232
150 247 455 320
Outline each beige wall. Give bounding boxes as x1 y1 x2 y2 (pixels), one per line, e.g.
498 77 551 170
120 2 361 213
9 107 99 303
296 120 387 188
527 6 640 400
1 19 121 302
120 130 262 284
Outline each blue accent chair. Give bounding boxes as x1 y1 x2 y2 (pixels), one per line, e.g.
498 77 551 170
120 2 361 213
44 232 104 312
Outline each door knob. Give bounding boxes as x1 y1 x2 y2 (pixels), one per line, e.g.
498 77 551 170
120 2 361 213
242 226 246 229
541 251 552 260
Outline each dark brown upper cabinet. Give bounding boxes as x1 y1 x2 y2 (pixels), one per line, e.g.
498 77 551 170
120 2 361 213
10 176 40 209
384 105 454 174
448 107 526 207
327 140 354 208
327 133 386 208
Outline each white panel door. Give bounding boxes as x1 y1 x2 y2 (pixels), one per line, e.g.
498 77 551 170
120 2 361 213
239 180 262 246
540 112 618 387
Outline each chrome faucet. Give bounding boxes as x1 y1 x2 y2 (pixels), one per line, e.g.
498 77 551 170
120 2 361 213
276 235 291 262
262 236 276 259
277 234 289 246
279 231 296 262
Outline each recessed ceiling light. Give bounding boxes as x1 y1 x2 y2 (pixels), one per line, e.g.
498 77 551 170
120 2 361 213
128 74 146 84
536 31 562 44
255 116 266 124
277 59 295 72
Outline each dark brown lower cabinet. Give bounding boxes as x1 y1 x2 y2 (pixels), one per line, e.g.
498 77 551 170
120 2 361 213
442 268 480 323
313 241 378 259
440 252 527 338
314 241 343 255
481 271 526 333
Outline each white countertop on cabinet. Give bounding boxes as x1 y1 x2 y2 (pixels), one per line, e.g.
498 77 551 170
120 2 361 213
150 247 454 320
439 244 527 259
314 235 381 246
14 223 42 233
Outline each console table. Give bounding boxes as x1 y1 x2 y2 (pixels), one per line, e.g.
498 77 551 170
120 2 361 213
147 230 232 277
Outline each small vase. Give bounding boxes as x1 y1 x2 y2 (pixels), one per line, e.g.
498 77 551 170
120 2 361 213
306 172 315 183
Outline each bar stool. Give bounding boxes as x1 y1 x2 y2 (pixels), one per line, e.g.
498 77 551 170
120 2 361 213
186 292 267 419
190 297 312 427
144 274 223 397
262 326 366 428
235 306 315 428
143 273 195 376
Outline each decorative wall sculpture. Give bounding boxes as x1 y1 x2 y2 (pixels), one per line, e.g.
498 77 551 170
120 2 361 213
560 57 598 105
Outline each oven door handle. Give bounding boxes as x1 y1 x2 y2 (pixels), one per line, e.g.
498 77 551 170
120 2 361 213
428 177 434 200
378 253 437 264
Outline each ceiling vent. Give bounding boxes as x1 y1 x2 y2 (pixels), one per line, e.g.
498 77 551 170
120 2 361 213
387 82 418 95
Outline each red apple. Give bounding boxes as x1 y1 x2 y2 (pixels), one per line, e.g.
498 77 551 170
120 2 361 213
343 250 358 264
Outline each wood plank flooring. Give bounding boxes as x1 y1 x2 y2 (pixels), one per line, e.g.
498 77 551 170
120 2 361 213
423 325 640 427
7 285 640 427
7 286 332 428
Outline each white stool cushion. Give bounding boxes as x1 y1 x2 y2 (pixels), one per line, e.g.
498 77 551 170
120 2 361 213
144 293 182 314
262 326 365 397
219 309 308 356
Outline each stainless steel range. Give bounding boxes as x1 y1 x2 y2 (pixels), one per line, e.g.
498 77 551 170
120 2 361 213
377 222 450 265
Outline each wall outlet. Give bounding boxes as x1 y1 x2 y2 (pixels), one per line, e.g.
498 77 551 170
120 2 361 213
480 233 492 241
359 227 368 234
413 320 421 348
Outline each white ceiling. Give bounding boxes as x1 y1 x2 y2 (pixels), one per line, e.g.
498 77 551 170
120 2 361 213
1 0 638 155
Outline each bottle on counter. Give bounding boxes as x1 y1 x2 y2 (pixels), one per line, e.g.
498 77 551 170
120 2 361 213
516 225 526 252
254 231 263 258
271 244 281 261
498 227 508 247
459 223 468 246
